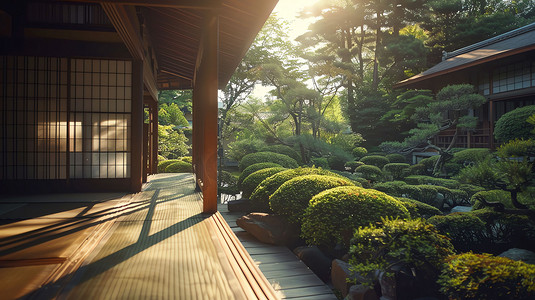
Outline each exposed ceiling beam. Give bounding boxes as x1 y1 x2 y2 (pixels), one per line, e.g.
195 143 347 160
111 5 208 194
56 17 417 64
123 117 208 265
46 0 220 9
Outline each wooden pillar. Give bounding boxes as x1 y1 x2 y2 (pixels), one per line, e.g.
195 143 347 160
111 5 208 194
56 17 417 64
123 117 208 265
193 11 219 213
131 60 144 192
150 99 158 174
489 100 494 149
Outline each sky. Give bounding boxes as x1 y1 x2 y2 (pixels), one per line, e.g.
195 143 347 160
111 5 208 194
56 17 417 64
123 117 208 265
250 0 320 99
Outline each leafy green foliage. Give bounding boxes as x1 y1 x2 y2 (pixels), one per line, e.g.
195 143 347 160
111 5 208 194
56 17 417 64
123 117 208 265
404 175 460 189
452 148 492 165
352 147 368 159
241 167 287 199
238 162 282 188
239 151 298 171
301 187 410 248
494 105 535 143
396 197 442 219
359 155 390 168
497 138 535 158
227 139 267 162
455 158 501 188
158 159 180 173
164 161 193 173
327 147 353 171
355 165 383 182
438 253 535 300
330 133 364 153
158 125 190 159
310 157 329 169
158 103 189 127
349 218 454 284
261 144 301 163
386 153 406 163
269 175 354 225
344 161 365 172
428 213 485 252
471 190 535 210
383 163 410 180
249 167 344 212
218 171 240 198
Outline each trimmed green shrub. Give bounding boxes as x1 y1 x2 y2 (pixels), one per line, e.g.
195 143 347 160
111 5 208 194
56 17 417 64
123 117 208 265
452 148 492 166
227 139 266 162
458 184 486 198
352 146 368 159
433 186 470 207
269 175 354 224
419 155 440 169
359 155 390 168
438 253 535 299
408 163 427 175
383 163 410 180
405 175 460 189
239 151 298 171
349 218 454 288
355 165 383 182
327 148 353 171
443 162 463 176
179 156 193 164
241 167 287 198
344 161 364 172
396 197 442 219
455 158 501 188
165 161 193 173
238 162 282 188
249 167 345 212
409 185 440 207
471 190 535 210
158 159 180 173
373 181 410 197
301 186 410 247
326 170 365 188
494 105 535 143
386 153 406 163
261 144 301 163
218 170 239 197
310 157 329 169
331 133 364 152
497 138 535 158
428 213 485 252
157 155 166 163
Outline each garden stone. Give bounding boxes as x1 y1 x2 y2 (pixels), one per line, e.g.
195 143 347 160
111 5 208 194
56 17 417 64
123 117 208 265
345 284 379 300
498 248 535 265
332 259 358 297
449 206 472 213
227 199 251 213
293 246 332 282
236 213 299 245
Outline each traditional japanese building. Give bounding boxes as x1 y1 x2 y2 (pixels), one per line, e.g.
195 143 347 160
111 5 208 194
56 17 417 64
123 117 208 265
396 22 535 149
0 0 277 213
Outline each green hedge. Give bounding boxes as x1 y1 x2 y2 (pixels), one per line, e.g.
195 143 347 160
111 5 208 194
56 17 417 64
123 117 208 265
238 162 282 188
249 167 344 212
261 144 301 163
352 146 368 159
428 212 485 252
471 190 535 210
239 151 298 171
179 156 193 164
494 105 535 143
344 161 365 172
241 167 287 198
386 153 406 163
359 155 390 168
269 175 354 224
301 186 410 248
165 161 193 173
396 197 442 219
438 253 535 299
452 148 492 165
383 163 410 180
404 175 460 189
158 159 180 173
419 155 439 170
310 157 329 169
355 165 383 182
350 218 454 287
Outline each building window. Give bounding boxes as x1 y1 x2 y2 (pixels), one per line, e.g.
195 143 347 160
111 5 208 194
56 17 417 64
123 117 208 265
26 3 111 27
492 61 532 94
478 74 490 96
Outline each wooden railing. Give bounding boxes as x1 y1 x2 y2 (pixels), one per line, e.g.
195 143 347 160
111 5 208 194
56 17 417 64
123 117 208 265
434 127 493 149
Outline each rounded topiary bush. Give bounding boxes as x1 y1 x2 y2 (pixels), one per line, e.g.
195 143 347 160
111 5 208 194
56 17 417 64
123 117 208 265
157 155 166 163
239 151 298 171
428 212 485 252
471 190 535 210
241 167 287 198
452 148 492 166
438 253 535 300
261 144 301 163
301 186 410 247
359 155 390 168
396 197 442 219
352 146 368 159
386 153 406 163
238 162 282 188
419 155 439 170
494 105 535 143
158 159 180 173
179 156 193 164
165 161 193 173
269 175 354 225
355 164 383 182
349 218 454 290
405 175 460 189
383 163 410 180
344 161 365 172
249 167 345 212
408 163 427 175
